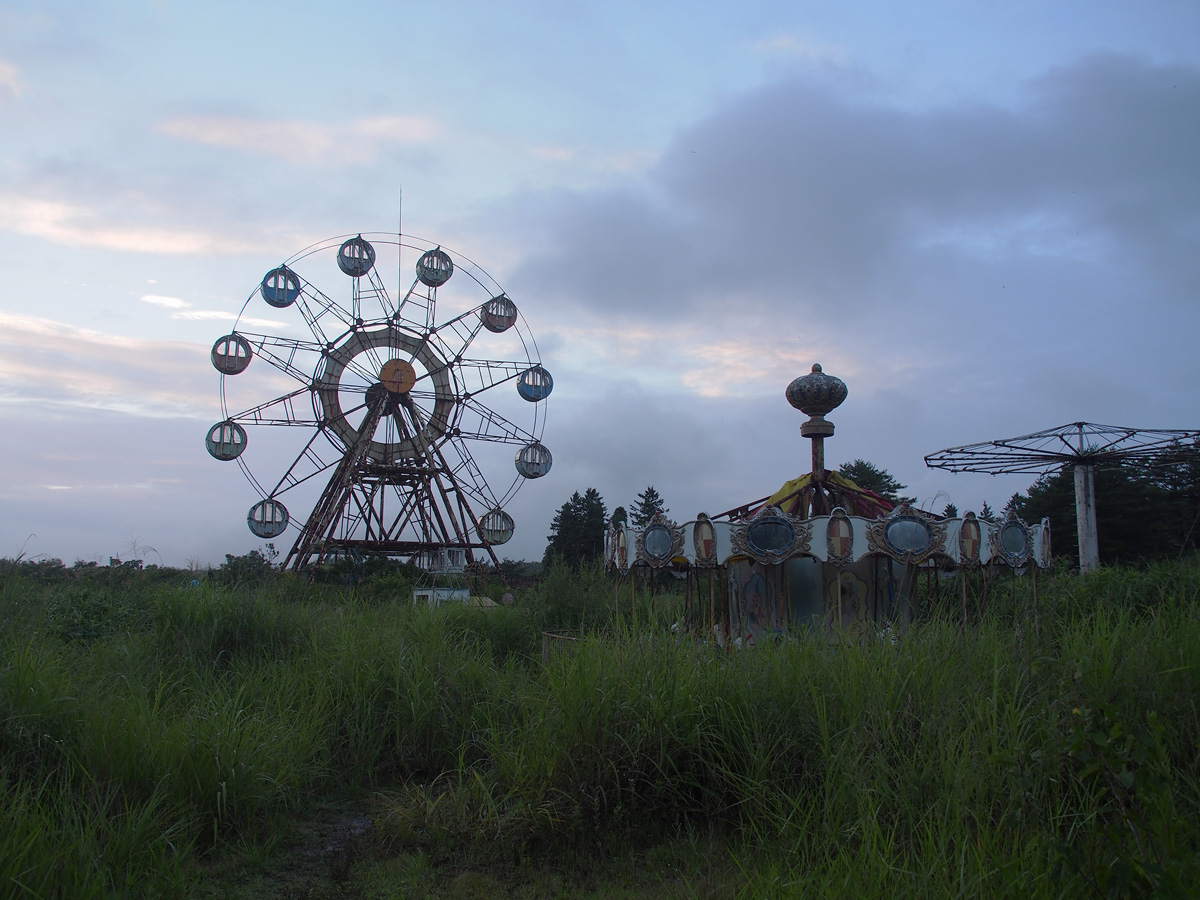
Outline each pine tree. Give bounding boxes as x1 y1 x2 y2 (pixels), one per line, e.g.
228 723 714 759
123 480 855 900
544 488 608 566
611 506 627 527
629 486 668 529
1004 493 1022 516
837 460 913 504
979 501 995 522
942 502 958 518
579 487 608 555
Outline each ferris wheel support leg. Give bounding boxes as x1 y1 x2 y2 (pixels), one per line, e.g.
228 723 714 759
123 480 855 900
285 399 388 571
1073 463 1100 574
401 394 502 572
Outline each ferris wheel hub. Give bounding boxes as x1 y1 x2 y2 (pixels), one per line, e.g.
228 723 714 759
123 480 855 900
379 358 417 394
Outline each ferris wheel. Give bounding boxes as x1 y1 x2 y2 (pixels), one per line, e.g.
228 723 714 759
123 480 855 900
204 232 553 571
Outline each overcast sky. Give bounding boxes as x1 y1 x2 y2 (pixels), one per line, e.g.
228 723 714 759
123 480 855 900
1 1 1197 567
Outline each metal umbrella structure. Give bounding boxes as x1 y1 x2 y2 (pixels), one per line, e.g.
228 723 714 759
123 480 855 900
205 232 553 572
925 422 1200 573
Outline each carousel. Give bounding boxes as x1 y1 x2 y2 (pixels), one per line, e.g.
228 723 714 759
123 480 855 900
604 364 1051 645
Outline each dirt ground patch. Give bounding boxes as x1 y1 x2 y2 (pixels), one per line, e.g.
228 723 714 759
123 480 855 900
190 798 377 899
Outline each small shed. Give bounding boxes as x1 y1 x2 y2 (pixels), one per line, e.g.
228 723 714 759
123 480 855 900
413 586 471 606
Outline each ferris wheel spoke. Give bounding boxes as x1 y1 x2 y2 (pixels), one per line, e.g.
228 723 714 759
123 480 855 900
358 329 394 377
429 308 485 360
339 356 382 388
360 268 396 319
294 282 356 345
454 359 533 395
405 389 440 410
453 397 540 444
227 387 321 427
401 390 445 428
393 279 433 331
322 399 376 445
441 435 499 507
266 428 343 497
236 332 324 384
401 327 459 376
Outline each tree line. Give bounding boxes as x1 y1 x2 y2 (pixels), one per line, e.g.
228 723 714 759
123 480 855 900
1009 440 1200 566
543 485 668 566
543 465 911 567
541 464 911 567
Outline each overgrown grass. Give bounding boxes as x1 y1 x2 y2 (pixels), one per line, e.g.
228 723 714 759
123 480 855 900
0 558 1198 897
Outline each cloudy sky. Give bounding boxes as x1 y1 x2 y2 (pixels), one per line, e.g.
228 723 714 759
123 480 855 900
1 0 1197 567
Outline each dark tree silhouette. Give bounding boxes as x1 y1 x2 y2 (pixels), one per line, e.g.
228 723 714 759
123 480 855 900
544 488 608 566
629 486 668 529
836 460 913 504
1011 444 1200 565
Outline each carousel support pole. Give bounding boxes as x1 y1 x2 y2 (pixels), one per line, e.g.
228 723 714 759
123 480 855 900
811 432 828 515
685 568 693 631
982 566 990 620
836 568 844 629
1074 462 1100 574
700 573 710 643
1032 565 1040 636
784 567 792 630
632 568 640 635
961 569 969 626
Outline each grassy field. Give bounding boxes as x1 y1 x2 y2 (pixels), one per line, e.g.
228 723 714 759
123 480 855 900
1 556 1198 898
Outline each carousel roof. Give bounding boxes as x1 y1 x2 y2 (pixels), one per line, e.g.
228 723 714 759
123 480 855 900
721 470 896 522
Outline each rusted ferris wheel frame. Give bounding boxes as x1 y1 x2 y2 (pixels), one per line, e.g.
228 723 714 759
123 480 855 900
206 232 554 573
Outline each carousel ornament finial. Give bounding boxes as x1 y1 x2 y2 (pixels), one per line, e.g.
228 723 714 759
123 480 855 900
786 363 848 514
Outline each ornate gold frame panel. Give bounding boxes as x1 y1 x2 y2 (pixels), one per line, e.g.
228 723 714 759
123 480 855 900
989 510 1032 567
865 505 947 565
826 507 855 565
607 521 632 575
957 512 983 567
691 513 719 568
635 512 686 568
730 506 811 565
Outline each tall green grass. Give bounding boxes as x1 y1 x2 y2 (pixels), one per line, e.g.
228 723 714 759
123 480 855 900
1 558 1198 897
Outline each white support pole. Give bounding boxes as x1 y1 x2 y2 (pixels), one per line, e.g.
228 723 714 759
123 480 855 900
1074 463 1100 574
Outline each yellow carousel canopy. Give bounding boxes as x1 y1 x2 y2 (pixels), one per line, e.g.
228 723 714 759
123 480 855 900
742 470 895 521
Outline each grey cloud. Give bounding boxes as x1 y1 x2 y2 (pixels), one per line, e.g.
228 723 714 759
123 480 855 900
482 56 1200 540
507 54 1200 324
